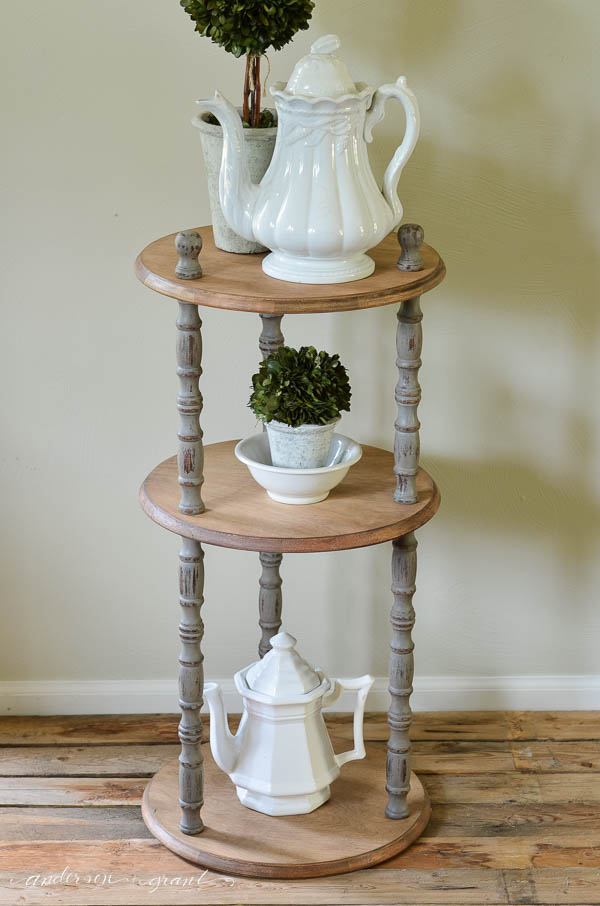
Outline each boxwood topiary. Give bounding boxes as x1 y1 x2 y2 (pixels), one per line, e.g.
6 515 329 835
249 345 351 427
180 0 315 127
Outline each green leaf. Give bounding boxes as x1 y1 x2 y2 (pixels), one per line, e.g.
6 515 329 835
249 345 352 428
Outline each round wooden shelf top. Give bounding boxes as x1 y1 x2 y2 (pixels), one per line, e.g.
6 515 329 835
142 741 430 879
135 227 445 314
140 441 440 553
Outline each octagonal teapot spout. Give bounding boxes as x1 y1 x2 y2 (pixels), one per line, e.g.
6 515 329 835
194 91 260 244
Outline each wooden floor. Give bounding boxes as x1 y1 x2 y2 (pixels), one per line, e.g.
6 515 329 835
0 712 599 905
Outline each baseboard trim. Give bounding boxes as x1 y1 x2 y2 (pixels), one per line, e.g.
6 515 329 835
1 675 599 715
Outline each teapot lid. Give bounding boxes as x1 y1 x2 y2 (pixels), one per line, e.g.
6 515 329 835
284 35 357 98
245 631 321 697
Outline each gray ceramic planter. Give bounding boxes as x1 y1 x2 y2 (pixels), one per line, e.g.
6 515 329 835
266 419 339 469
193 110 277 254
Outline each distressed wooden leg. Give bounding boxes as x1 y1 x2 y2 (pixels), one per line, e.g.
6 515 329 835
258 553 283 659
178 537 205 835
258 313 284 359
176 302 204 515
393 296 422 504
386 532 417 819
257 314 285 656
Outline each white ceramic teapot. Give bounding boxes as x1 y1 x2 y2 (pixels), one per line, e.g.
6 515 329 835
195 34 420 285
203 631 373 816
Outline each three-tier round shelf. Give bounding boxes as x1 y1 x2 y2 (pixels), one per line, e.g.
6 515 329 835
135 226 445 878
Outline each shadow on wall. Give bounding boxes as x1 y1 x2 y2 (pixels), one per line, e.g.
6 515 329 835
320 0 600 675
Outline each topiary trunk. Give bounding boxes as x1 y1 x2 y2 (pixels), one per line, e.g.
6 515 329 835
243 54 262 127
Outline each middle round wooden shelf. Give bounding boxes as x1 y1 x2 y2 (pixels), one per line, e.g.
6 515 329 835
140 441 440 553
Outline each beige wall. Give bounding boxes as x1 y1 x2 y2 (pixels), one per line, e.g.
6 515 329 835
2 1 599 701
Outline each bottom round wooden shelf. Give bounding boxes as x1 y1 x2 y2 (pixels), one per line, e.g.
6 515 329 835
142 740 430 879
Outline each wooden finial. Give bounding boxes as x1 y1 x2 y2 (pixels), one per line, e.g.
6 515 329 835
175 231 203 280
397 224 424 272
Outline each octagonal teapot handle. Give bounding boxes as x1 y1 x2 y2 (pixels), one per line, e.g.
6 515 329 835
364 76 420 229
323 674 374 768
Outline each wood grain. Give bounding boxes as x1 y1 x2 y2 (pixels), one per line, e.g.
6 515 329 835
5 739 593 777
1 713 599 903
422 772 600 804
140 442 440 553
135 227 446 315
1 710 592 746
511 739 600 772
0 777 147 806
6 868 600 905
3 772 599 809
0 806 150 841
0 714 181 745
142 743 431 879
508 710 600 741
0 745 179 776
386 834 600 869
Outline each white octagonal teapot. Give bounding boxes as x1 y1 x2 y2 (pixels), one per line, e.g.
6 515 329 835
203 631 373 816
195 34 420 284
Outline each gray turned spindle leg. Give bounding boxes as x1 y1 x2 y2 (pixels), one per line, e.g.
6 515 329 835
258 553 283 658
257 314 285 658
176 303 204 515
393 296 422 505
386 532 417 819
178 538 205 835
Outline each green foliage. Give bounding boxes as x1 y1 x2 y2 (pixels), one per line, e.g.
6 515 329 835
249 346 352 428
179 0 315 58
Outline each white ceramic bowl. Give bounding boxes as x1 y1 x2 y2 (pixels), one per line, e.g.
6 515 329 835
235 433 363 505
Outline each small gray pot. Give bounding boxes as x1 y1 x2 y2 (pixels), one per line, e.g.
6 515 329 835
266 419 339 469
193 110 277 254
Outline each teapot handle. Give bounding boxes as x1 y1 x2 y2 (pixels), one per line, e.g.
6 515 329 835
364 76 420 229
323 675 374 768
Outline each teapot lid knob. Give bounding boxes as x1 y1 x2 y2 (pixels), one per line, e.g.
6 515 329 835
310 34 341 55
245 628 322 697
283 34 355 98
271 631 296 650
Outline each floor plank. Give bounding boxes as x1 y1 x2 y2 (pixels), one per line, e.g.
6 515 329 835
423 772 600 804
0 715 180 746
0 713 599 904
0 712 513 745
424 802 600 837
385 835 600 869
0 740 516 776
0 777 147 806
1 711 594 746
2 800 597 842
0 745 179 776
508 711 600 741
411 740 515 773
0 806 151 841
3 867 599 905
0 867 511 905
512 740 600 772
5 772 599 809
503 867 600 904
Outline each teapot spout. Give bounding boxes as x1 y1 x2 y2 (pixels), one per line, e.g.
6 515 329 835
194 92 259 242
203 682 243 775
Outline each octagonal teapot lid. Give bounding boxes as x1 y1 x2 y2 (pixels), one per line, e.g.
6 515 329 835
284 34 357 98
245 631 321 697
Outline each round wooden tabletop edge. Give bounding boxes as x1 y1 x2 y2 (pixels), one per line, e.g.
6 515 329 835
138 461 440 553
134 229 446 313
